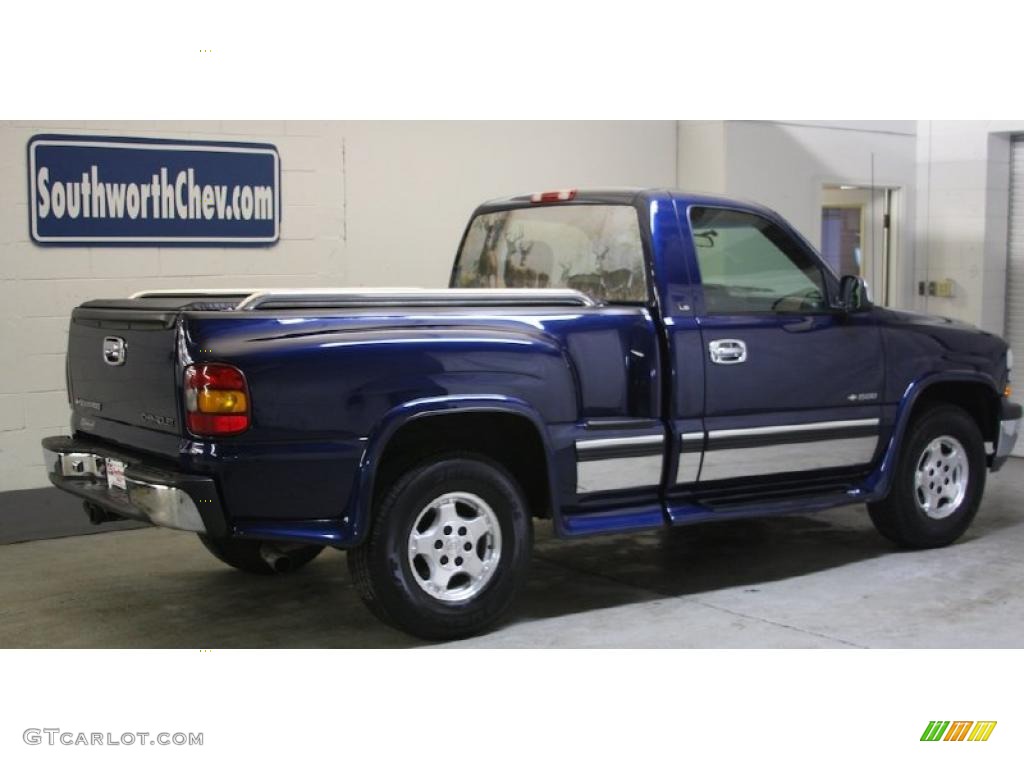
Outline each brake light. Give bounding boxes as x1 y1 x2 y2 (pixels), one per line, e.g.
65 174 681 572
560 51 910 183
184 363 250 436
530 188 577 203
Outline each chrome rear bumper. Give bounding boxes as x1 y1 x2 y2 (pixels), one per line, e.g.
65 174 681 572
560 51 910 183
41 436 226 535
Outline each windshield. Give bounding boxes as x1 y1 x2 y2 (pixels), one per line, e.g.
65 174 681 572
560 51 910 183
451 204 648 303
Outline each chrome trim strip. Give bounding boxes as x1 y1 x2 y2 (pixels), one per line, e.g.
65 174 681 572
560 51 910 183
575 434 664 452
576 455 663 494
708 418 879 440
994 417 1020 465
574 434 665 493
699 436 878 482
238 288 597 310
583 417 661 431
130 287 598 310
675 432 703 485
129 288 261 299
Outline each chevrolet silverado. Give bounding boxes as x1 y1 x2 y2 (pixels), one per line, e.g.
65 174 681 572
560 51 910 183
42 188 1021 639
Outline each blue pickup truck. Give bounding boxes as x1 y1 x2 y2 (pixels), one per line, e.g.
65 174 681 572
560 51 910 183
43 188 1020 639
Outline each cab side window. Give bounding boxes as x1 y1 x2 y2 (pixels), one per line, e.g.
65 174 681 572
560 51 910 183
689 207 828 314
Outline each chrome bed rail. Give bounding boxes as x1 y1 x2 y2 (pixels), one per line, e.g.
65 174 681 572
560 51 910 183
129 287 597 310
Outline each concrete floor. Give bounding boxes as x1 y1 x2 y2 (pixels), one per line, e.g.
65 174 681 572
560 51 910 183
2 460 1023 648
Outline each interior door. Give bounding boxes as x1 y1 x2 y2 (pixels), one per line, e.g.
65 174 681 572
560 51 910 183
820 185 893 305
689 206 884 485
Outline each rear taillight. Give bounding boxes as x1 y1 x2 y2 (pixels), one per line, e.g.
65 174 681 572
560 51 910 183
184 363 250 436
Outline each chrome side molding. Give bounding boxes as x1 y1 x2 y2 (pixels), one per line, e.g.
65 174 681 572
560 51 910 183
708 418 879 441
675 432 703 485
575 434 664 494
699 418 880 482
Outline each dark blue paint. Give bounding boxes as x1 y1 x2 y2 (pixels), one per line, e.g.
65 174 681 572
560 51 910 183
64 189 1012 547
559 504 665 536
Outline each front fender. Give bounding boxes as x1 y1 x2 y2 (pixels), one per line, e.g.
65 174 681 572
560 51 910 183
860 371 1000 500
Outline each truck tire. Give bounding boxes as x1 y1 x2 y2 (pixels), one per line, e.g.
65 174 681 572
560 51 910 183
348 453 532 641
198 535 324 575
867 404 986 549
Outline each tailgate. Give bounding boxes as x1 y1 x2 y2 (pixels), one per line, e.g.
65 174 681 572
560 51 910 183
68 307 182 435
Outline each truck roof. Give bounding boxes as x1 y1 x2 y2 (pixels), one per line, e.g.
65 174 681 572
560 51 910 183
474 187 781 220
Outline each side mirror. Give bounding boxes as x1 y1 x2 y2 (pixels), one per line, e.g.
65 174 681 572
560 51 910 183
838 274 871 312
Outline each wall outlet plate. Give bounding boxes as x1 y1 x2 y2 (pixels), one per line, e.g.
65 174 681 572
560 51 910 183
935 278 956 298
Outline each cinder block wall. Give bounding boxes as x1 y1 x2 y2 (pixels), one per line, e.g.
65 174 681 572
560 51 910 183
0 121 350 492
0 120 676 491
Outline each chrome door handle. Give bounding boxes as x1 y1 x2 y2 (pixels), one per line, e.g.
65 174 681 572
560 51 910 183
709 339 747 364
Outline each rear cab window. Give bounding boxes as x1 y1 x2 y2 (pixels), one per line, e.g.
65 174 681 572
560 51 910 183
452 204 648 304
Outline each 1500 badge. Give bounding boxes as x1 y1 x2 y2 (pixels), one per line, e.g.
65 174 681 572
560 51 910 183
847 392 879 402
140 412 176 427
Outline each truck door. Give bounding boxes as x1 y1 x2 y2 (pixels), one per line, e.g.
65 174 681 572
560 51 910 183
685 205 884 486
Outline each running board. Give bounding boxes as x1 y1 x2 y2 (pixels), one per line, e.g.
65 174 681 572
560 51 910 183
557 484 869 538
679 468 869 507
666 489 860 527
558 503 665 537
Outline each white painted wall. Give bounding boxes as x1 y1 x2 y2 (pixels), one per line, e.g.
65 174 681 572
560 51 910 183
0 120 676 491
676 121 918 308
676 121 727 194
914 120 1024 334
342 121 676 287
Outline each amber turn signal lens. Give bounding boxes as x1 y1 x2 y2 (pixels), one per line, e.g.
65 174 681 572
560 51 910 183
198 389 248 413
1005 385 1013 398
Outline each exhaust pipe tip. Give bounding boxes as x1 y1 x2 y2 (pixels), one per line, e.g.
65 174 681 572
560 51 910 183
258 543 293 574
83 501 123 526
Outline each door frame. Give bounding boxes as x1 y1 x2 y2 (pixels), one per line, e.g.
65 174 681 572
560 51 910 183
819 181 903 308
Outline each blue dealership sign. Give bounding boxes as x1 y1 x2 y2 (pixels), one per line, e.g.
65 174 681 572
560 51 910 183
27 135 280 246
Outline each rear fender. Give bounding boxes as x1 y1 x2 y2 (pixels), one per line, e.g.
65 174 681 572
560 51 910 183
350 395 561 546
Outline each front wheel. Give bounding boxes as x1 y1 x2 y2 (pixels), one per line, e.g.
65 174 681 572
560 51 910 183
348 454 532 640
868 404 986 549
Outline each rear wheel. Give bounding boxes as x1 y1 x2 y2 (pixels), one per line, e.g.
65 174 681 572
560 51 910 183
868 405 986 548
348 454 532 640
198 535 324 575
